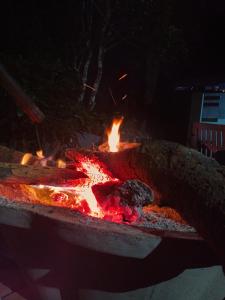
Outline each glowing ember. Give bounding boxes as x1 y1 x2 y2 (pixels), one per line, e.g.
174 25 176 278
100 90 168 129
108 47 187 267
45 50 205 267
21 153 32 165
107 117 123 152
36 149 45 159
57 159 66 168
31 153 138 223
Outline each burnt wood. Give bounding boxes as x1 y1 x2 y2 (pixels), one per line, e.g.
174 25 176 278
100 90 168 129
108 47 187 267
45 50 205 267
91 140 225 262
66 140 225 262
0 162 87 185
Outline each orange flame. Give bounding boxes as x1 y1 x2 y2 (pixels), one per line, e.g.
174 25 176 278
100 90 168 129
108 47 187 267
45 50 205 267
57 159 66 168
21 153 32 165
107 117 123 152
36 150 44 159
28 153 138 222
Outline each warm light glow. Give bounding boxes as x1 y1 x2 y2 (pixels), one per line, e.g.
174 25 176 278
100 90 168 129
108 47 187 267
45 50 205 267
75 155 117 216
107 117 123 152
21 153 32 165
31 154 118 218
36 149 44 159
27 153 138 223
57 159 66 168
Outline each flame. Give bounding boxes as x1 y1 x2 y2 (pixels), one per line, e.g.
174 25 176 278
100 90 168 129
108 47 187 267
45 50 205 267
21 119 140 223
57 159 66 168
21 153 32 165
74 155 117 216
36 150 44 159
25 153 138 223
107 117 123 152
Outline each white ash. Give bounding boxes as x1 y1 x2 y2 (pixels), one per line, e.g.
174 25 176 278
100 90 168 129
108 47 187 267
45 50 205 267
134 211 195 232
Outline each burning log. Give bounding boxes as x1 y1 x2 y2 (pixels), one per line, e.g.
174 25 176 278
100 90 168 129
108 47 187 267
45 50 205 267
0 162 87 185
87 140 225 262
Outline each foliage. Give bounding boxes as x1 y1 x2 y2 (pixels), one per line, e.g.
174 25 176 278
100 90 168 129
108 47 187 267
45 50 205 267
0 53 108 152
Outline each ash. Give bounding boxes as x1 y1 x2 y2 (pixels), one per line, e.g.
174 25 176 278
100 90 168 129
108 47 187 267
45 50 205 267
135 211 195 232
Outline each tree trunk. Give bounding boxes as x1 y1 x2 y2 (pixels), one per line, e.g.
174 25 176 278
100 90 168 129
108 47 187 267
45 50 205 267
144 56 160 105
78 50 93 104
88 45 104 110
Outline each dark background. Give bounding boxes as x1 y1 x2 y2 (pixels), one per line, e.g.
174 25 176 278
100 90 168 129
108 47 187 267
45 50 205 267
1 0 225 149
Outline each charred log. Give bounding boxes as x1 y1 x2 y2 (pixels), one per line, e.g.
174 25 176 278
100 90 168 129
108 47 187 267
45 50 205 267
92 180 153 209
67 140 225 262
0 162 87 185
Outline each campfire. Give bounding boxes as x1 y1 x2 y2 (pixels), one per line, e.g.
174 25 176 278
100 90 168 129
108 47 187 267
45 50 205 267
0 117 195 237
16 117 144 223
1 116 225 261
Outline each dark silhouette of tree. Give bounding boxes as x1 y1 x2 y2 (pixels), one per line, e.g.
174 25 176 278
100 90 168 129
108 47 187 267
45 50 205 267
73 0 188 110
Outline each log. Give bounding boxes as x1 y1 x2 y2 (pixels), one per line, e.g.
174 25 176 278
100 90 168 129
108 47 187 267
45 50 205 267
0 162 87 185
0 63 45 123
0 145 25 163
66 141 225 262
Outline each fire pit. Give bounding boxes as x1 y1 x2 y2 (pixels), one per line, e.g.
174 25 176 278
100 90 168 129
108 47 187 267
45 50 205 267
0 117 224 260
0 117 202 260
0 117 224 299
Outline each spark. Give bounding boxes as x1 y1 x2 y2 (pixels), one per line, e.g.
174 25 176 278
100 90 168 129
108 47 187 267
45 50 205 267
83 83 96 91
118 73 128 80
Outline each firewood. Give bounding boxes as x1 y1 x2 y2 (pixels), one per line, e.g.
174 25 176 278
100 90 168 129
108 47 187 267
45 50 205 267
92 180 153 208
0 63 45 123
66 141 225 262
0 145 29 163
0 162 87 185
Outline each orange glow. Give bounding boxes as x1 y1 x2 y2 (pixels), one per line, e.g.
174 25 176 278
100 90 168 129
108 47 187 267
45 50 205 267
57 159 66 168
33 155 117 217
36 149 44 159
28 153 138 222
107 117 123 152
74 155 117 216
21 153 32 165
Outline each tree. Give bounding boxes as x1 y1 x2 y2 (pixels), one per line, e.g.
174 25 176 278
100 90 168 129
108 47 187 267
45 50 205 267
74 0 157 110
